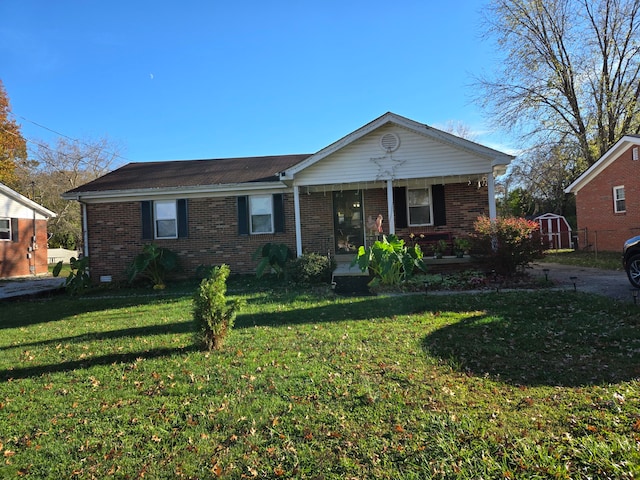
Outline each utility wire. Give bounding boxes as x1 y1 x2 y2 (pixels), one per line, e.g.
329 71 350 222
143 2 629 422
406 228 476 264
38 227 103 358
6 110 131 163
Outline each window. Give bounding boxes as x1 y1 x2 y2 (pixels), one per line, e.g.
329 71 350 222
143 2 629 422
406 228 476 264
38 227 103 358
238 194 285 235
141 199 188 240
249 195 274 234
407 188 432 225
154 200 178 238
0 218 10 241
614 186 626 213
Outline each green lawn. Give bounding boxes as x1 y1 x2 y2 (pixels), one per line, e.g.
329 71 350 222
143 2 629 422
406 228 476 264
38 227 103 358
1 280 639 479
540 249 623 270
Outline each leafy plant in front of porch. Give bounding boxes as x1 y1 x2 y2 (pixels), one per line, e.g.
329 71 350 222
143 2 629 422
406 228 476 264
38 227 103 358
126 243 179 289
453 237 471 257
352 234 426 287
253 242 294 279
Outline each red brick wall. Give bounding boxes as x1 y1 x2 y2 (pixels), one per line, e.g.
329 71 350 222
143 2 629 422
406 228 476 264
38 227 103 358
298 192 334 256
0 218 49 278
85 196 297 281
574 146 640 251
395 183 489 238
85 184 492 281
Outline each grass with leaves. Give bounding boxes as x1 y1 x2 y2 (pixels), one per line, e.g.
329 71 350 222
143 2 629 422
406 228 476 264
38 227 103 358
541 249 623 271
1 279 639 479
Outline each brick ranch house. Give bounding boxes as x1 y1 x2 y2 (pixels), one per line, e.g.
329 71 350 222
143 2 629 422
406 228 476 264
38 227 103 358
1 182 56 278
62 112 514 282
565 135 640 252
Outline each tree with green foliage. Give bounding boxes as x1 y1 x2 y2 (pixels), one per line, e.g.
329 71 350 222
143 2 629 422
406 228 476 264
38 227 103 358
0 80 28 189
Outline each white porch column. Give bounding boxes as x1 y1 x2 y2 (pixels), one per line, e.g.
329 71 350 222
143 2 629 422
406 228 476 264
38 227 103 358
386 180 395 234
293 185 303 257
487 171 497 219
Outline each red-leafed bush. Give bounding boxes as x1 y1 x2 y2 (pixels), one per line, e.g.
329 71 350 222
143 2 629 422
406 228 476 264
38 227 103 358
472 216 545 276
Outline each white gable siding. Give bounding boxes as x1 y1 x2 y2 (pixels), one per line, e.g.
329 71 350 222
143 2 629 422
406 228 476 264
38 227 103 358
293 124 494 186
0 193 51 220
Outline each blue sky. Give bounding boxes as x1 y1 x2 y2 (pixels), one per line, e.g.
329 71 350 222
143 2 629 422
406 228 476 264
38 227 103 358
1 1 511 166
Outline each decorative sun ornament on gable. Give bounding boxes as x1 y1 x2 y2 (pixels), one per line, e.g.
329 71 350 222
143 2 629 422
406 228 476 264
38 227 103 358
371 133 404 180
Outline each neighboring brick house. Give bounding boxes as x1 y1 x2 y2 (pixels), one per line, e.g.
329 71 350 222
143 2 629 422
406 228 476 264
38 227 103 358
62 112 514 282
565 135 640 252
0 183 56 278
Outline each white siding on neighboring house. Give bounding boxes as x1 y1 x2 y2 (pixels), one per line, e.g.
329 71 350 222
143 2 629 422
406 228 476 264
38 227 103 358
0 193 52 220
293 124 495 187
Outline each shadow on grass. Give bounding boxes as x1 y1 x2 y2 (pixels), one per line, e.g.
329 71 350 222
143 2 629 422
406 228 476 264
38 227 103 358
235 294 424 328
421 292 640 387
0 321 194 352
0 345 200 381
0 294 189 330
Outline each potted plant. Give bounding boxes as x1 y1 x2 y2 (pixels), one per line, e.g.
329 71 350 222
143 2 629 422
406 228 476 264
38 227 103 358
453 237 471 258
433 239 448 259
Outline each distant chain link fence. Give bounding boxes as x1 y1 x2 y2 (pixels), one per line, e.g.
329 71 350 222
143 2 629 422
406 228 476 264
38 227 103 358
570 227 640 254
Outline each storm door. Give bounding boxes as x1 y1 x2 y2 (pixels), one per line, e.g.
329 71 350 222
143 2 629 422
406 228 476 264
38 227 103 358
333 190 364 254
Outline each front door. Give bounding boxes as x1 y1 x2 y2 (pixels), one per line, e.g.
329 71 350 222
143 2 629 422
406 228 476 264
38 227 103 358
333 190 364 254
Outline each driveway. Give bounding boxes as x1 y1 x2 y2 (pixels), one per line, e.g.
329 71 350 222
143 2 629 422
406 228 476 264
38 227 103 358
530 262 637 304
0 276 65 300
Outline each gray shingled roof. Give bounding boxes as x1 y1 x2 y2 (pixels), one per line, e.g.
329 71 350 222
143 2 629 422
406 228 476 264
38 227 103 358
66 154 312 193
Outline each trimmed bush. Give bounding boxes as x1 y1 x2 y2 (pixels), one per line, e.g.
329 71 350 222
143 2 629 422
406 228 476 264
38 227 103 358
472 216 544 276
287 253 336 285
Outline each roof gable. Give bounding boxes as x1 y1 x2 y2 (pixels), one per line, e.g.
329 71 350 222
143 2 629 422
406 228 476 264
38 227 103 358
284 112 514 178
565 135 640 193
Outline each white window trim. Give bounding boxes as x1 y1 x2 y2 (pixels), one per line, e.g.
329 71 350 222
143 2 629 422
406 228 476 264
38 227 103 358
407 188 434 227
0 218 10 241
250 194 274 234
613 185 626 213
154 200 178 239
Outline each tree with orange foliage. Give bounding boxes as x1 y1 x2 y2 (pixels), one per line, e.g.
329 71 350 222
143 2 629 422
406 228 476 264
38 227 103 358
0 80 27 189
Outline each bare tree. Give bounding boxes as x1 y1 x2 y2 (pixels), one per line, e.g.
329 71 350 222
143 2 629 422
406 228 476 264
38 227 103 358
17 137 124 249
478 0 640 167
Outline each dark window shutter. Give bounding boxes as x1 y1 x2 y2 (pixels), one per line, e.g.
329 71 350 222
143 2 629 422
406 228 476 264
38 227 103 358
433 184 447 226
273 193 285 233
177 199 188 238
393 187 408 228
10 218 19 242
141 201 153 240
237 196 249 235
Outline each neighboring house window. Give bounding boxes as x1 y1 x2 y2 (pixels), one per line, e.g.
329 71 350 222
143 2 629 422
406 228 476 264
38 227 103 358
141 200 188 240
238 194 285 235
407 188 433 226
0 218 10 241
614 186 626 213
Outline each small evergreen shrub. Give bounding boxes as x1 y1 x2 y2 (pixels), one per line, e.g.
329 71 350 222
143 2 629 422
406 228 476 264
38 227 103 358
192 264 243 351
287 253 336 285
